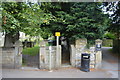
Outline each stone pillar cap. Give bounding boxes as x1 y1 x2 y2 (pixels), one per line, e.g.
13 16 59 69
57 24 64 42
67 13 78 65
95 39 102 43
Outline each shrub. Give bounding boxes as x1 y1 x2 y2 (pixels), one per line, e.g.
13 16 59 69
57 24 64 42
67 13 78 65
22 45 39 56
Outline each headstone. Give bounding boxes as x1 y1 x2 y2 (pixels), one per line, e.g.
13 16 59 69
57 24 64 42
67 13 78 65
40 40 48 47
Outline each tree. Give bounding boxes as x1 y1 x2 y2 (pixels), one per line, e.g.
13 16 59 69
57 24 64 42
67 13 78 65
103 1 120 53
103 1 120 39
2 2 52 47
40 2 110 45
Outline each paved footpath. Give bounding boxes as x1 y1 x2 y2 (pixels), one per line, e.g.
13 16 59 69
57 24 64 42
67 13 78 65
2 47 119 78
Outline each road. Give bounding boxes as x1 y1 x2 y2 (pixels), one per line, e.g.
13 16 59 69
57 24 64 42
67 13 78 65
101 47 119 78
2 47 119 78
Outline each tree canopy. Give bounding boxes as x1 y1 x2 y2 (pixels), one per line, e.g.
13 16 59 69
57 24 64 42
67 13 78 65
103 1 120 39
2 2 52 36
40 2 110 44
1 2 111 45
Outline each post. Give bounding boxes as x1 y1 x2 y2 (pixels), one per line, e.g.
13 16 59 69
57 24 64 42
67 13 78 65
55 32 60 69
56 36 59 69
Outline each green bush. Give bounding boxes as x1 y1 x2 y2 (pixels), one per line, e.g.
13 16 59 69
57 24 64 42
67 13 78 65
22 45 40 56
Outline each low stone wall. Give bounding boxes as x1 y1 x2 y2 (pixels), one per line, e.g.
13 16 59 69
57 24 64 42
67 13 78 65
2 41 23 69
2 47 15 68
0 47 2 80
70 45 96 68
0 47 2 69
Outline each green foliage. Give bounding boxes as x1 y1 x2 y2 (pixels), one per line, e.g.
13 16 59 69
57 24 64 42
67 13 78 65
2 2 52 37
104 32 116 39
2 10 20 35
2 2 110 45
103 2 120 39
41 2 110 44
22 45 39 56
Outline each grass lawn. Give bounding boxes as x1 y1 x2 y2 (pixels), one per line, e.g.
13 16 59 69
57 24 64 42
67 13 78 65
22 45 39 56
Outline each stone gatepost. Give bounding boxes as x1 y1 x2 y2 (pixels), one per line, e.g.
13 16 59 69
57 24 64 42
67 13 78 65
95 39 102 69
75 39 87 67
14 40 23 69
70 39 87 67
39 40 46 69
70 45 76 67
39 40 61 70
89 47 96 68
55 45 61 69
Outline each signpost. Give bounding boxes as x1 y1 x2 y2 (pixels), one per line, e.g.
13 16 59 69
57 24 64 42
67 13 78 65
55 32 60 69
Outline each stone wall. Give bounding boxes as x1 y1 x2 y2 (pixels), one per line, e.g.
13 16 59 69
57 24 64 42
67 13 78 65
0 47 2 79
70 39 102 69
2 48 15 68
70 39 88 67
2 41 23 69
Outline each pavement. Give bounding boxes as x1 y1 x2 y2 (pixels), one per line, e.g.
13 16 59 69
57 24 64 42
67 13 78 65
1 47 120 78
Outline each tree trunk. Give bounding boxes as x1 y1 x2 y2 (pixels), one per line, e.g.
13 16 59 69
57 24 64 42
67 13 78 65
4 33 19 48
